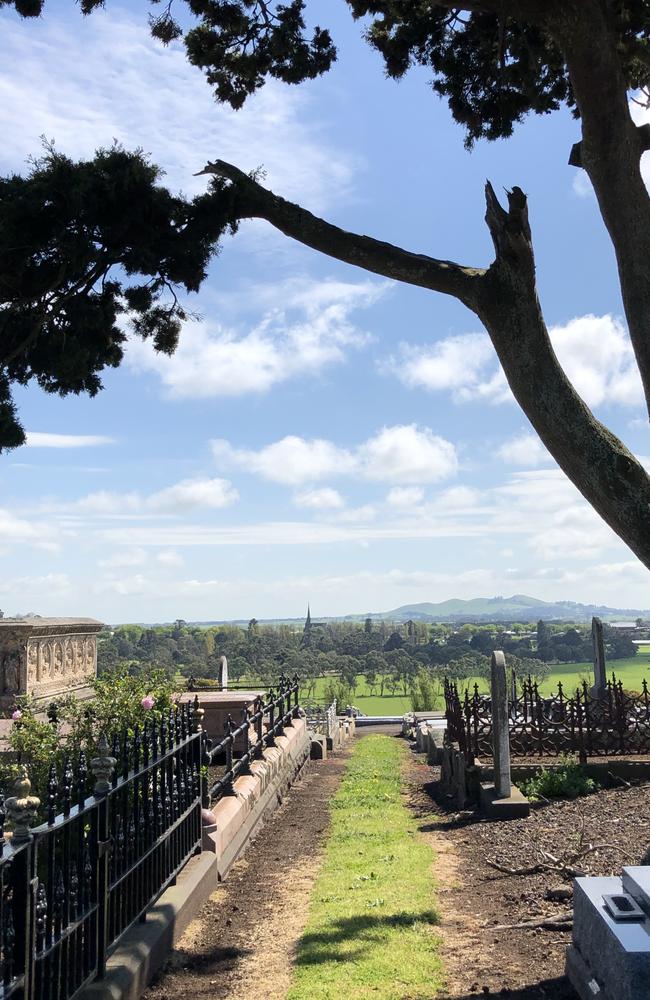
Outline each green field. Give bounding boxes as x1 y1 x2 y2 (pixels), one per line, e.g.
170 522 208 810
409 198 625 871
304 645 650 715
309 675 412 715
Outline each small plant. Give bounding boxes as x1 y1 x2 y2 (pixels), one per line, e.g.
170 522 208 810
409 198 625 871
520 754 598 800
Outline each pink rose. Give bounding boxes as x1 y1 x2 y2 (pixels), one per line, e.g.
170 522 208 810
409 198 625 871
141 696 155 710
11 709 22 721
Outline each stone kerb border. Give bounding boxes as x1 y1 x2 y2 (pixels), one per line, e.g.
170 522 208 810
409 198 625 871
78 716 310 1000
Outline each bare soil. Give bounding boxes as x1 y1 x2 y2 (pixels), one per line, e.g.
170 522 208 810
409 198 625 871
145 749 350 1000
404 749 650 999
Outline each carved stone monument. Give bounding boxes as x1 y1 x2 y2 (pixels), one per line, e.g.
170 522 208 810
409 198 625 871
0 617 103 707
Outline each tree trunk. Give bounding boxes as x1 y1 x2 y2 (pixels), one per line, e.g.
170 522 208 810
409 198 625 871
559 2 650 417
477 183 650 567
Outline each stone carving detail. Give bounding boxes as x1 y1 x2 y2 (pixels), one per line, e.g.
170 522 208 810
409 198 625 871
27 641 38 684
2 649 20 694
0 619 102 702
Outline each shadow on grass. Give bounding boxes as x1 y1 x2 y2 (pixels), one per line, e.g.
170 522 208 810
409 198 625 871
442 977 572 999
294 909 439 967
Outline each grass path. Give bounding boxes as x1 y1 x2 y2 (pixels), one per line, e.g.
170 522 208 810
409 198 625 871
287 735 442 1000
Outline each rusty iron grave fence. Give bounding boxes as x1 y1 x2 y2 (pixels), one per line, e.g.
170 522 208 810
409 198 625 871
0 674 301 1000
444 674 650 760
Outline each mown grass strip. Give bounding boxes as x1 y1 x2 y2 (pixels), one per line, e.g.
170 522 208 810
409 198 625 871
287 735 442 1000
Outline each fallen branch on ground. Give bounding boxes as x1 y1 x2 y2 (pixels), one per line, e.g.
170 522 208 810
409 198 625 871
491 911 573 932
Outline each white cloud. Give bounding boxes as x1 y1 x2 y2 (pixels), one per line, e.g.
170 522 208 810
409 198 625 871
156 549 184 568
386 486 425 508
213 437 355 486
147 478 238 512
431 486 481 511
0 9 360 210
99 548 148 569
358 425 458 483
126 278 384 400
498 432 553 467
25 432 115 448
388 333 495 395
0 508 59 551
213 424 458 486
388 314 643 411
62 477 238 517
293 488 345 510
551 314 644 408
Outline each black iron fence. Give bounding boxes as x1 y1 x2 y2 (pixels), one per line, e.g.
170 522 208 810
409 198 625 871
205 674 300 800
0 676 300 1000
444 674 650 759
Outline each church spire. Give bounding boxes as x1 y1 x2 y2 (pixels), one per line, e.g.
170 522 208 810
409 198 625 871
302 604 312 647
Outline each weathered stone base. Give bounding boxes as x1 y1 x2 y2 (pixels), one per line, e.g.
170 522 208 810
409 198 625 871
205 717 311 880
479 781 530 819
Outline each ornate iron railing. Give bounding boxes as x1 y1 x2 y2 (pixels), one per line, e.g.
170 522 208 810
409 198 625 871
205 674 301 800
444 674 650 759
0 674 301 1000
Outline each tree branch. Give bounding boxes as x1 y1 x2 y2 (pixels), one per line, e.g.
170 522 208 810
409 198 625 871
196 160 484 307
195 160 650 568
478 183 650 568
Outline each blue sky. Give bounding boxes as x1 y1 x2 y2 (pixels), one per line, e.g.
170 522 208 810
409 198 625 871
0 2 648 622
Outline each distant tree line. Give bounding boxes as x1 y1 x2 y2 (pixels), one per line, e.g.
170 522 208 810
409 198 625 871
97 615 637 702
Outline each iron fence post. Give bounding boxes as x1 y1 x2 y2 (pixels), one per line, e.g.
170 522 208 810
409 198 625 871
239 708 253 775
224 716 237 796
266 690 276 748
90 736 116 980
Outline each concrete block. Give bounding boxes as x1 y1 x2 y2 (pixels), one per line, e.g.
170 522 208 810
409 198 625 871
479 782 530 819
567 875 650 1000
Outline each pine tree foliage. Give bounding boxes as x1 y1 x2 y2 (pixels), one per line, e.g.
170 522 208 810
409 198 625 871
0 143 239 446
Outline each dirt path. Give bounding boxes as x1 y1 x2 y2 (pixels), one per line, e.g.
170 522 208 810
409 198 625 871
146 748 351 1000
403 748 650 999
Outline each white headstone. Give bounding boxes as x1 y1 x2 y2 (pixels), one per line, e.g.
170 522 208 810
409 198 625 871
220 654 228 691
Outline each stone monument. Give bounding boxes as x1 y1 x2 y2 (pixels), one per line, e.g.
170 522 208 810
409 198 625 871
0 617 103 707
591 615 607 699
477 650 530 818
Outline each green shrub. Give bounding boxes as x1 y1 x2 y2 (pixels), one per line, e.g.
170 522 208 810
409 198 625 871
410 670 441 712
322 679 353 711
4 665 178 812
520 754 598 800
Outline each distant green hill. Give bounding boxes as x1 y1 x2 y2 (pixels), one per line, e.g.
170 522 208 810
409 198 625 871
366 594 649 623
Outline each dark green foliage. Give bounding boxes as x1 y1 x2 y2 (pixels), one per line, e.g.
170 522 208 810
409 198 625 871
520 754 598 800
348 3 572 147
183 1 336 109
0 144 240 449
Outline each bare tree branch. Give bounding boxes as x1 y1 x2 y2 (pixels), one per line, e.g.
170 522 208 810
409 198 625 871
196 160 484 307
195 161 650 569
